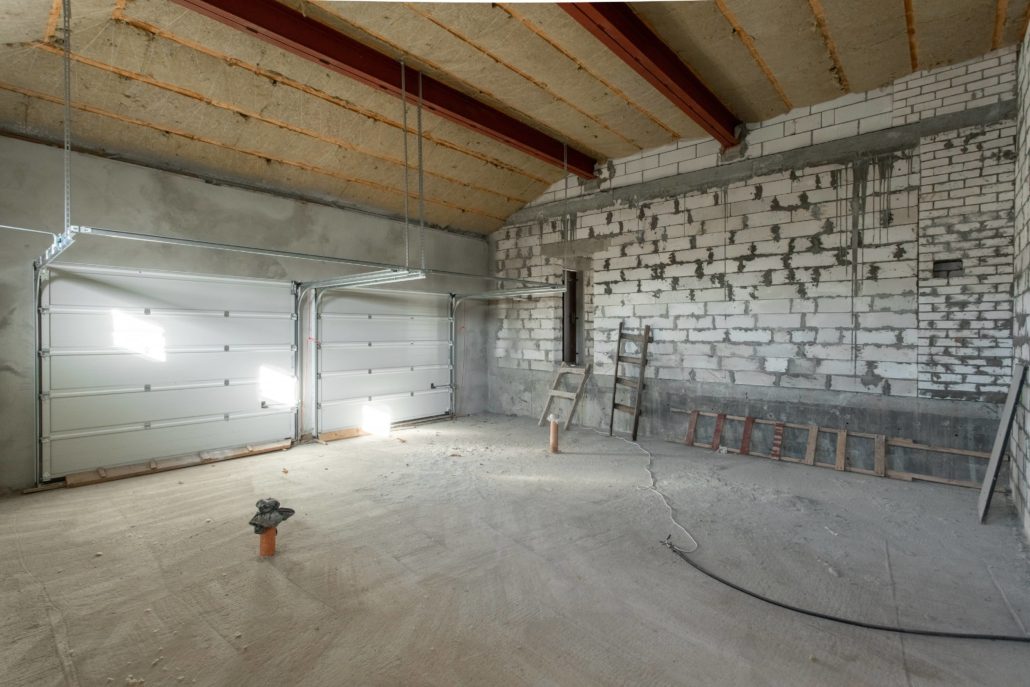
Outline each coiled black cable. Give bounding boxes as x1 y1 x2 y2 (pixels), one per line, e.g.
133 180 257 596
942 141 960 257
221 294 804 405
663 539 1030 643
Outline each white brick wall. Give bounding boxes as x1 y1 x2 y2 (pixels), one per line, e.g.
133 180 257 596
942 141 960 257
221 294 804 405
527 46 1017 207
1009 31 1030 537
917 123 1016 401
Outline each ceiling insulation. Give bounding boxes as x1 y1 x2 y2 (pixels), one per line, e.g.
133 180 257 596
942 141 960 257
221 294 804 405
0 0 1024 236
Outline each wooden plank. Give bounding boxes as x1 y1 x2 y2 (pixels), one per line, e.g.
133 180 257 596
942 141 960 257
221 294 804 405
770 422 785 460
739 416 755 455
890 470 980 490
874 434 887 477
835 430 847 471
319 427 367 443
888 438 991 460
564 362 591 430
619 355 643 365
549 390 577 400
711 413 726 450
66 440 291 487
979 363 1027 522
613 402 637 414
631 325 650 441
615 376 639 388
608 321 623 436
804 425 818 465
538 363 565 426
685 410 699 446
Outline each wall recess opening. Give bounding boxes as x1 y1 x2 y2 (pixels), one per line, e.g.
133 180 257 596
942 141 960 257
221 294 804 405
932 259 964 278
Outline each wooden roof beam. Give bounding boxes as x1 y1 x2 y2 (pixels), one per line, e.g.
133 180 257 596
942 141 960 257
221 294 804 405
170 0 598 178
560 2 740 148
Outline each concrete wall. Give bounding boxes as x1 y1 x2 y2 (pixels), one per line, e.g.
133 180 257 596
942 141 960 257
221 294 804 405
489 48 1018 482
1010 32 1030 536
0 136 490 493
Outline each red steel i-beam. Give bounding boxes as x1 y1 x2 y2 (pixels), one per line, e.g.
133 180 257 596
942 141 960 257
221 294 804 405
560 2 740 148
170 0 598 178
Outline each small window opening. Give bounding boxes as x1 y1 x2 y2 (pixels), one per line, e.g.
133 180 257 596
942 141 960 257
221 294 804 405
562 270 579 364
932 259 963 279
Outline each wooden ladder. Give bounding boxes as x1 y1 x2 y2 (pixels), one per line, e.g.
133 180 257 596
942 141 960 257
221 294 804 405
609 322 651 441
538 363 592 430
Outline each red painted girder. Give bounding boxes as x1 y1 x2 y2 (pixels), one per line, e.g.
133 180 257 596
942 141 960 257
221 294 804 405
171 0 598 178
560 2 740 148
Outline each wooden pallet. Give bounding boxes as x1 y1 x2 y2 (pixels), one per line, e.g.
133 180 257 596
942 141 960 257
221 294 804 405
538 363 592 430
678 409 990 489
609 322 651 441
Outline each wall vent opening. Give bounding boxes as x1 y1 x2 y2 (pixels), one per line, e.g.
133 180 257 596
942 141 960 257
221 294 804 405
932 259 963 279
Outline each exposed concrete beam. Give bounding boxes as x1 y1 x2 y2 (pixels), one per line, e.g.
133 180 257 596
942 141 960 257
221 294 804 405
559 2 740 147
170 0 598 178
508 100 1016 224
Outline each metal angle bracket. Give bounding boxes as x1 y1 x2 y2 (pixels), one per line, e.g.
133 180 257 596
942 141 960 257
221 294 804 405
36 225 87 268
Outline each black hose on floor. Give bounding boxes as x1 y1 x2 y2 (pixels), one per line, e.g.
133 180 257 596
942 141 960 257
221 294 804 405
663 539 1030 643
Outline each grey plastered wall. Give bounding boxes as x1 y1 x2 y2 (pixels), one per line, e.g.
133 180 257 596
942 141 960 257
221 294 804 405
0 136 490 492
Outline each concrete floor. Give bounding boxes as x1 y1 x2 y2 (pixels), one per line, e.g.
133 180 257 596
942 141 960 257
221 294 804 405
2 415 1029 686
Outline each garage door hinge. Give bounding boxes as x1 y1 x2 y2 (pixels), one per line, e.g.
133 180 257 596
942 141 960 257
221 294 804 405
316 402 322 410
39 391 49 400
39 348 50 358
143 422 151 429
316 373 322 380
38 306 49 315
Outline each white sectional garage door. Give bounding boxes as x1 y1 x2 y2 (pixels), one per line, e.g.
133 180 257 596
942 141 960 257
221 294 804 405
40 265 297 479
317 289 451 435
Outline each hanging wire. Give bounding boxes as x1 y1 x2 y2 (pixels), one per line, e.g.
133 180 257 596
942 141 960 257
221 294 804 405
416 71 426 271
401 58 410 269
62 0 72 232
562 142 570 270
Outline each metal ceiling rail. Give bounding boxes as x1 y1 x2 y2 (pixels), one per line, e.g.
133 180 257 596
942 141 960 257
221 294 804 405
30 224 559 291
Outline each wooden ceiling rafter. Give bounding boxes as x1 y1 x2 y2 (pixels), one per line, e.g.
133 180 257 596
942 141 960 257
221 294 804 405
713 0 792 110
399 2 641 153
904 0 920 70
31 40 532 210
560 2 741 146
806 0 851 93
496 3 681 139
0 79 506 225
169 0 598 178
993 0 1010 49
110 7 555 186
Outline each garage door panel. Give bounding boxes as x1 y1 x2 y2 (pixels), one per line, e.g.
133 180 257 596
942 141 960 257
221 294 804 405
319 343 449 372
47 311 292 349
48 383 276 433
41 265 298 479
45 412 294 477
319 390 450 430
319 317 448 343
320 367 450 401
47 349 294 390
46 268 294 312
320 290 447 317
317 290 451 434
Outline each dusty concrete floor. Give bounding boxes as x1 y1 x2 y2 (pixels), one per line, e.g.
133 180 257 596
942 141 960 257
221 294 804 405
2 414 1029 686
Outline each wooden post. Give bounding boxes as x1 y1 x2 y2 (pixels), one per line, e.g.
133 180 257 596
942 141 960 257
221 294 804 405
685 410 699 446
874 434 886 476
259 528 277 557
740 417 755 455
549 418 560 454
712 413 726 450
835 431 847 471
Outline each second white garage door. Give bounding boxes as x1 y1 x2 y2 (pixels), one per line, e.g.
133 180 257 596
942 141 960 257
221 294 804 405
317 289 451 435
